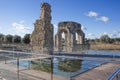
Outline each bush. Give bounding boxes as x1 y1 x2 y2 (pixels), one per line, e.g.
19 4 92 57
22 34 30 44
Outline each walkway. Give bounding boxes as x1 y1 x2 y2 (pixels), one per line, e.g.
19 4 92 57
74 63 120 80
0 50 120 80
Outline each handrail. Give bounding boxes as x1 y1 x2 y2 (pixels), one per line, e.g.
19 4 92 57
0 50 120 63
107 66 120 80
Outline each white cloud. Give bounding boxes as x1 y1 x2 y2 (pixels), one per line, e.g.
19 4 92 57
110 30 120 38
11 22 32 37
86 11 110 23
88 33 96 39
86 11 98 17
12 22 31 31
100 30 120 38
101 32 111 37
53 24 58 29
88 33 95 36
110 33 118 38
53 24 58 35
103 32 108 35
81 25 87 31
97 16 109 23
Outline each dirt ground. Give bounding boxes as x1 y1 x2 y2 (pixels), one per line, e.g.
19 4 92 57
91 43 120 51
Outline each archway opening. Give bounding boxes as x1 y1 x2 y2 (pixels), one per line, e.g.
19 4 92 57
60 30 67 51
76 32 78 44
62 32 65 40
61 32 66 47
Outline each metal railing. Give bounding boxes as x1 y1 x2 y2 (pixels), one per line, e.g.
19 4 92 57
107 66 120 80
0 50 120 63
0 50 120 80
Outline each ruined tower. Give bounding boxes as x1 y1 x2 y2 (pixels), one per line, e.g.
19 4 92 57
31 3 54 54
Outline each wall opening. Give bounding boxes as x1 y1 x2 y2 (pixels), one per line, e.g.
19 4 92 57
76 32 78 44
61 32 66 47
60 30 67 51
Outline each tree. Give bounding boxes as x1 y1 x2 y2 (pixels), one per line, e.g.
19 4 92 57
85 38 90 44
100 35 111 43
22 34 30 44
0 33 4 43
113 38 120 44
13 35 21 43
95 38 100 43
4 34 13 43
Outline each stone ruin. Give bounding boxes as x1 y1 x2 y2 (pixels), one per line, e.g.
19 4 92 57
31 3 54 54
31 2 87 54
55 21 85 52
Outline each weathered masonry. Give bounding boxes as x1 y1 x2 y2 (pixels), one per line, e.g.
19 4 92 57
31 3 54 54
31 2 87 54
54 21 85 52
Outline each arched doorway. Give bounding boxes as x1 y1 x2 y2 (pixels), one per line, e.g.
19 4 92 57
60 30 68 51
75 32 78 44
55 21 85 52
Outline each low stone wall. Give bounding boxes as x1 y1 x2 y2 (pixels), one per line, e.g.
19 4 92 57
91 44 120 51
73 44 90 52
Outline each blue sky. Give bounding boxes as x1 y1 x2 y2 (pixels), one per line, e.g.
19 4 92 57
0 0 120 38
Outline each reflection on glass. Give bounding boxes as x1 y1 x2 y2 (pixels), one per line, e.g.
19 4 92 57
10 56 105 77
30 58 52 73
58 58 82 72
30 58 82 73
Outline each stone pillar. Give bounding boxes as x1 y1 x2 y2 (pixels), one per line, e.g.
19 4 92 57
55 34 59 51
31 3 53 54
78 31 85 44
58 32 62 52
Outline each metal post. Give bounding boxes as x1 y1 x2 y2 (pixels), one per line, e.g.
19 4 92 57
13 51 14 58
107 66 120 80
4 53 6 64
51 56 53 80
17 53 19 80
28 61 31 70
69 66 72 80
112 51 115 60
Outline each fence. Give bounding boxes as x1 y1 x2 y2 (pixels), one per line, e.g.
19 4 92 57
107 67 120 80
0 50 120 80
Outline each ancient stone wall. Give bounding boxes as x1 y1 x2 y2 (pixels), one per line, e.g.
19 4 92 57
31 3 53 54
31 3 86 53
55 21 85 52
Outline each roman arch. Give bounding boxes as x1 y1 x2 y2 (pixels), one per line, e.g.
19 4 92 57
55 21 85 52
31 3 87 54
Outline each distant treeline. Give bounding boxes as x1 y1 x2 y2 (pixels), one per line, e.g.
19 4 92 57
0 33 120 45
86 34 120 44
0 33 30 44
